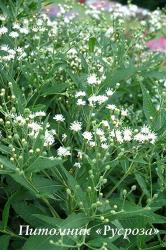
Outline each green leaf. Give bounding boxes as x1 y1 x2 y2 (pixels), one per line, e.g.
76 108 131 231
34 212 89 229
88 37 97 53
0 144 10 155
0 156 16 171
142 71 166 80
0 235 10 250
140 83 156 124
152 98 166 132
135 173 150 197
1 193 16 230
26 157 62 174
22 235 61 250
40 83 68 96
107 65 136 87
12 200 46 228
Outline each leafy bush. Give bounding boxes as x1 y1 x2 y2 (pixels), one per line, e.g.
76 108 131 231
0 0 166 249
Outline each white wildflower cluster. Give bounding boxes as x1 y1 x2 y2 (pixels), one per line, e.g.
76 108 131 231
134 126 157 144
7 112 56 147
148 10 163 32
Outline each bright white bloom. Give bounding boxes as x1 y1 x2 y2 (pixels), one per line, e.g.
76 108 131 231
13 23 20 29
88 95 108 106
77 99 86 106
67 48 77 55
101 120 110 128
82 131 92 141
75 91 86 98
1 45 9 51
15 115 26 125
115 130 123 143
0 15 6 21
89 141 95 147
101 143 109 149
106 88 114 97
44 130 55 146
107 104 116 110
57 146 71 157
53 114 65 122
134 126 157 144
87 74 98 85
110 130 123 143
123 128 132 141
121 109 128 117
9 31 19 38
34 111 46 117
96 128 104 136
147 132 157 144
141 125 150 134
28 122 42 137
0 27 8 35
19 27 29 34
74 162 81 168
70 121 82 132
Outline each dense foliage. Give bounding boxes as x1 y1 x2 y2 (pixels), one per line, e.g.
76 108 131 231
0 0 166 249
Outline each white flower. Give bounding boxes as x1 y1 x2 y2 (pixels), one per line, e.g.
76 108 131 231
28 122 42 137
110 130 123 143
67 48 77 55
44 130 55 146
19 27 29 34
74 162 81 168
70 121 82 132
123 128 132 141
141 125 150 134
87 74 98 85
1 45 9 51
34 111 46 117
147 132 157 144
82 131 92 141
115 130 123 143
89 141 95 147
53 114 65 122
75 91 86 98
13 23 20 29
0 15 6 21
97 95 108 104
0 27 8 35
101 143 109 149
57 146 71 157
101 120 110 128
62 133 67 141
9 31 19 38
134 133 146 143
106 88 114 97
96 128 104 136
15 115 26 125
88 95 108 106
77 99 86 106
121 109 128 117
107 104 116 110
77 151 83 159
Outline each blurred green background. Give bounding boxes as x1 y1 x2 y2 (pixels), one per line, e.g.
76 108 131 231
115 0 166 10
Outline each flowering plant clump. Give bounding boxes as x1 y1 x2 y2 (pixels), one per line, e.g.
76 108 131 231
0 0 166 249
